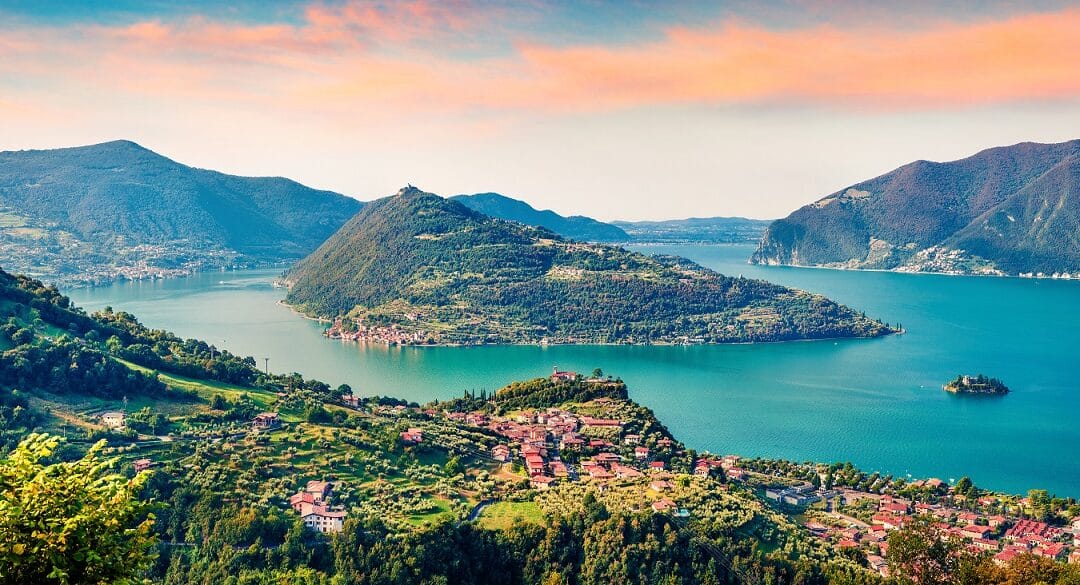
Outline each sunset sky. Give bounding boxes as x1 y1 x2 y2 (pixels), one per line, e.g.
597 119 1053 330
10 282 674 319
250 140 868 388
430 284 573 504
1 0 1078 220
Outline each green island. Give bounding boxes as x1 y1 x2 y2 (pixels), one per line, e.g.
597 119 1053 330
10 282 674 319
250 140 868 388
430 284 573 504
1 268 1078 584
944 374 1010 395
284 187 896 346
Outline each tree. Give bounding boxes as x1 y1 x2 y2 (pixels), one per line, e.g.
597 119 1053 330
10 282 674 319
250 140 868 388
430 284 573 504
0 433 158 585
886 519 964 585
305 406 332 424
954 476 973 498
591 368 603 379
443 456 463 477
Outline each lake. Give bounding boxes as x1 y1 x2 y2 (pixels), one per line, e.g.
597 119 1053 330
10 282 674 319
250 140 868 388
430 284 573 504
66 244 1080 497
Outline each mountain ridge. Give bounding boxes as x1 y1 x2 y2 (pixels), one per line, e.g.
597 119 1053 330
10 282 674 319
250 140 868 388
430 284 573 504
750 139 1080 275
451 192 629 242
0 140 363 284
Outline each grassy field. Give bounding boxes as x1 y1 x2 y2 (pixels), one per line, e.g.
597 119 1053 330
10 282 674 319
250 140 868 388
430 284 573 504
477 501 545 530
406 495 457 527
118 358 281 410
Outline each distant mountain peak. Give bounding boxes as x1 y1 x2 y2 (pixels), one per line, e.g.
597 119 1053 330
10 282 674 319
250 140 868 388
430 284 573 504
396 184 427 197
97 139 149 150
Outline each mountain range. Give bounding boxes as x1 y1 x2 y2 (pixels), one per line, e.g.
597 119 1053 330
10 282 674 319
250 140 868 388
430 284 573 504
613 217 770 243
284 186 892 345
452 192 629 242
0 140 362 284
452 193 771 244
751 140 1080 276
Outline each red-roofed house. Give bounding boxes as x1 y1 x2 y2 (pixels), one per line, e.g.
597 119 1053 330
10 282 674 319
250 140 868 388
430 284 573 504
612 464 643 479
651 498 676 513
300 504 347 533
253 412 280 430
1034 543 1066 560
650 480 674 492
961 525 993 540
531 475 558 490
994 549 1020 566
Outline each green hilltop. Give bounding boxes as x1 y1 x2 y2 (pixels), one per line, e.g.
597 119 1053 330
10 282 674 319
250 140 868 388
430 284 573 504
284 186 894 345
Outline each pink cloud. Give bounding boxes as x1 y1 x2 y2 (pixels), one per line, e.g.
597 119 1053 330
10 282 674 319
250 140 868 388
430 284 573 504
506 9 1080 110
0 2 1076 122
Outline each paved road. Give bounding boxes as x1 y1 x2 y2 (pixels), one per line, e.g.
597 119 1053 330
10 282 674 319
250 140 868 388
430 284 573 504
465 499 497 523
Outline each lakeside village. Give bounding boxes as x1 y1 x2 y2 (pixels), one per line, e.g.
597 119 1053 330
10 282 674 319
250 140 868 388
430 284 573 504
325 316 430 345
98 367 1080 578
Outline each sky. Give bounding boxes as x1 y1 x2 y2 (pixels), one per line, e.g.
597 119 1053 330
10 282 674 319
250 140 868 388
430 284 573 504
0 1 1078 220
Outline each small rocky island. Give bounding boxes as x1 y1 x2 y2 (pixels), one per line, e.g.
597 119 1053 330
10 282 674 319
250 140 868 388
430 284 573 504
944 374 1009 395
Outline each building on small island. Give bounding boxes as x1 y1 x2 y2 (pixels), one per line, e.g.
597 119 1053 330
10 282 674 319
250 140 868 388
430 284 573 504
944 374 1009 395
551 366 577 382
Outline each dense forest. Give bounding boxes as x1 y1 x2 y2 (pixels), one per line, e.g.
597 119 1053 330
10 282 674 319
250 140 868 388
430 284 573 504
0 268 334 410
285 187 894 344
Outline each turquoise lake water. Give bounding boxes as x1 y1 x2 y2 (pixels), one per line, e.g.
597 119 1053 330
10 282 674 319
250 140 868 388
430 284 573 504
66 244 1080 497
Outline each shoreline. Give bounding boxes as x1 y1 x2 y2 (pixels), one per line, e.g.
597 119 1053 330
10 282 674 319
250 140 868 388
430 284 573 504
747 258 1080 282
314 325 903 349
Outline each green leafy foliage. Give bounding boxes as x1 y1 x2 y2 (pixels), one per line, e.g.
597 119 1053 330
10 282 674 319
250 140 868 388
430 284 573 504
0 433 158 585
885 518 1080 585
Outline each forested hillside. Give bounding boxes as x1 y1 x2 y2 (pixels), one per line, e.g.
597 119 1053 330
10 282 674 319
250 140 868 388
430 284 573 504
285 187 894 345
0 140 362 284
751 140 1080 276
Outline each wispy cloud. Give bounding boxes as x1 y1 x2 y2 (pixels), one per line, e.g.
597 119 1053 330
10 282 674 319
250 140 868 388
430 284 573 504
0 1 1077 122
